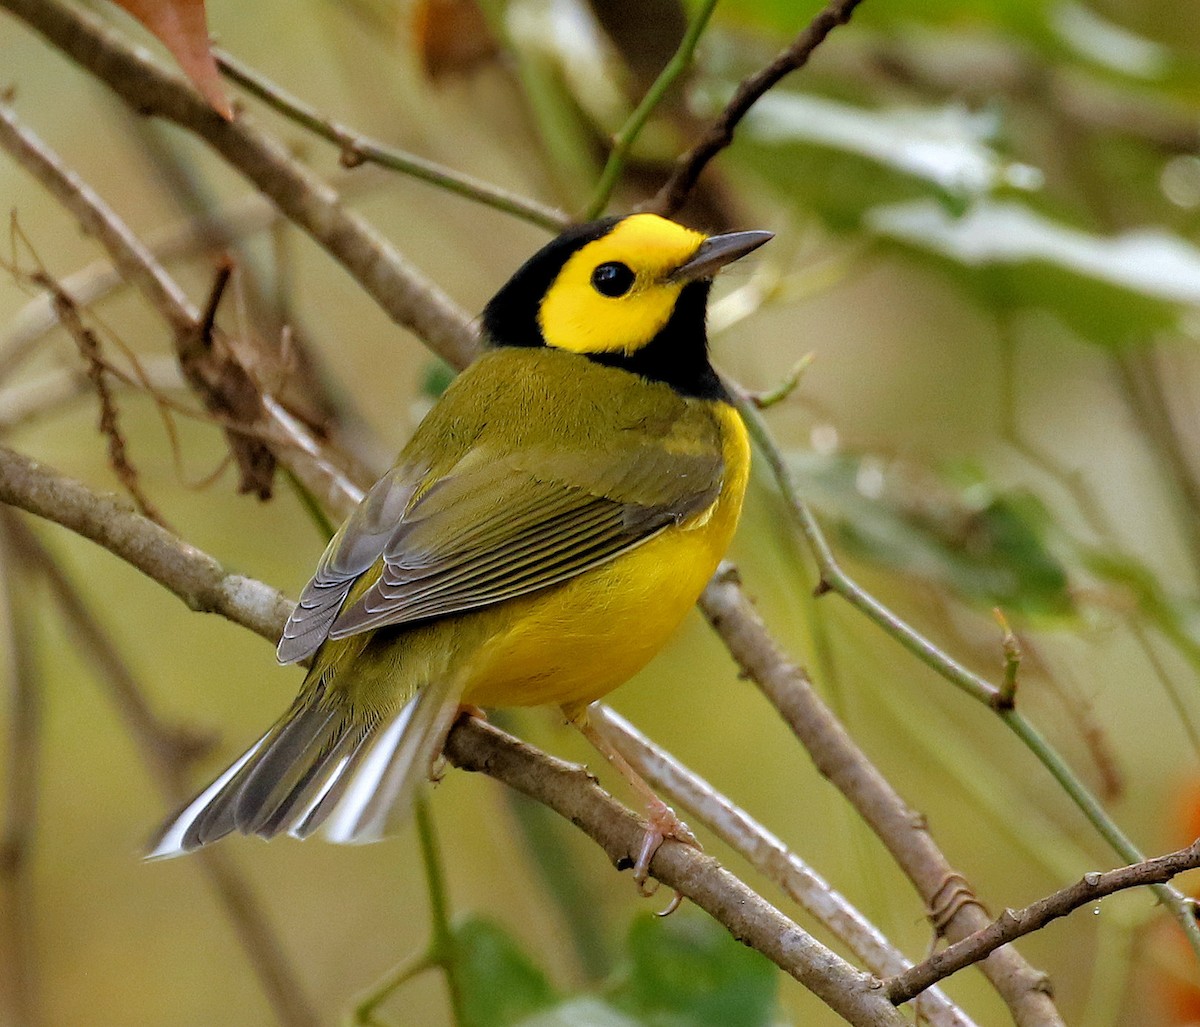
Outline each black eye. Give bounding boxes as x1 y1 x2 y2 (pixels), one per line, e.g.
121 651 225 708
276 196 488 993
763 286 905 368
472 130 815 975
591 261 635 297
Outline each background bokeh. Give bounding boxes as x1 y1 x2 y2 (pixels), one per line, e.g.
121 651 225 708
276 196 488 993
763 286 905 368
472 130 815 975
3 0 1200 1024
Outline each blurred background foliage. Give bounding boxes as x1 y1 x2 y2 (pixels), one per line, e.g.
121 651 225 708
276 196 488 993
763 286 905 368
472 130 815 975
2 0 1200 1023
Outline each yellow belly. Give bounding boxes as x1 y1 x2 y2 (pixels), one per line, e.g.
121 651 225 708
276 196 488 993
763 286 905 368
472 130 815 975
461 403 749 713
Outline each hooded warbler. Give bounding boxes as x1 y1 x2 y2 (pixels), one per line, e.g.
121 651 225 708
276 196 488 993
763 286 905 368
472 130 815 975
149 213 771 878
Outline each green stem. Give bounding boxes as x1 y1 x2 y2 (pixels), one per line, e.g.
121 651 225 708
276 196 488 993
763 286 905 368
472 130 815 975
216 49 569 234
283 468 337 540
415 794 464 1025
730 383 998 706
1001 710 1200 959
348 796 462 1025
582 0 721 220
351 952 436 1027
726 377 1200 963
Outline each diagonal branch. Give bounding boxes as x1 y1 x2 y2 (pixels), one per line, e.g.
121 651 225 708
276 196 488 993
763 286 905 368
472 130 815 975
648 0 867 217
588 705 977 1027
885 840 1200 1003
0 444 908 1027
214 48 569 234
700 566 1064 1027
0 0 479 369
443 717 906 1026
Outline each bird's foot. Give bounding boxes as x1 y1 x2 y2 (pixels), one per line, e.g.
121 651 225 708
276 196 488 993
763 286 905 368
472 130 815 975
634 798 701 916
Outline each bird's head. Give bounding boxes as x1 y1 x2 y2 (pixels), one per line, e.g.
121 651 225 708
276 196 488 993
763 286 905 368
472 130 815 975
482 214 772 398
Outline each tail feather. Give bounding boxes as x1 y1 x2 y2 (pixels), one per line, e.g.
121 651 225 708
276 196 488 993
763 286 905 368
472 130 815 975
324 679 459 844
146 679 461 860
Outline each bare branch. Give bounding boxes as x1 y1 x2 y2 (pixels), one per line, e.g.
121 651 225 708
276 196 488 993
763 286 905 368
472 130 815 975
0 101 362 510
37 271 170 527
588 705 977 1027
885 840 1200 1003
0 0 479 369
0 447 918 1025
442 717 907 1026
0 177 373 381
700 565 1063 1027
648 0 867 217
4 515 320 1027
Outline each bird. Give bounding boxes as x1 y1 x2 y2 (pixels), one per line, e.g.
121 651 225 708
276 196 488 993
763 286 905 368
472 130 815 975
148 212 771 892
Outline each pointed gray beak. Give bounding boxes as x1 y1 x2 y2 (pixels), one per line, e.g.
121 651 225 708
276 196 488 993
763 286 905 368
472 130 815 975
669 229 774 283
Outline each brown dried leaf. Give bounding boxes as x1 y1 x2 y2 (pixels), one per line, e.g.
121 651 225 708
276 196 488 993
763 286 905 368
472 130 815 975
108 0 232 119
412 0 498 81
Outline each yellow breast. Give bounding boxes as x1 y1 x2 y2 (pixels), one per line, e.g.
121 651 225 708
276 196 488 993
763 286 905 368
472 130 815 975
461 402 750 713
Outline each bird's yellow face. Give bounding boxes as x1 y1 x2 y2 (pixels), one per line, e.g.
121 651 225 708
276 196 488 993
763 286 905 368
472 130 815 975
537 214 706 356
481 212 771 399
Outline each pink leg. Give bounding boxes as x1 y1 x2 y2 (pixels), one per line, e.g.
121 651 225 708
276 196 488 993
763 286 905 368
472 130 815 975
569 709 699 913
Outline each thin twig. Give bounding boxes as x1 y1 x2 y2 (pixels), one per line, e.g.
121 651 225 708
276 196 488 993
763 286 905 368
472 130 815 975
0 0 479 368
582 0 720 220
700 565 1064 1026
36 271 170 527
0 173 377 383
0 446 908 1027
0 526 42 1027
5 514 319 1027
727 379 1200 963
215 48 569 234
0 100 362 509
442 717 906 1027
885 840 1200 1003
588 705 977 1027
648 0 867 216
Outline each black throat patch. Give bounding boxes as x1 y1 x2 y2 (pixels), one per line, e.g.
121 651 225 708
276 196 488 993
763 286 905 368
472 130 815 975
481 219 727 402
586 280 728 401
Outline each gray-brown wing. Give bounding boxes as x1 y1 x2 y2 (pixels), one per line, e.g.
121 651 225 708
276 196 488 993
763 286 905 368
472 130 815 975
278 442 722 662
276 468 424 664
326 446 722 639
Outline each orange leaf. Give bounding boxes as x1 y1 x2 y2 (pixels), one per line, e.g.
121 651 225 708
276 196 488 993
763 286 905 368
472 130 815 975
108 0 232 119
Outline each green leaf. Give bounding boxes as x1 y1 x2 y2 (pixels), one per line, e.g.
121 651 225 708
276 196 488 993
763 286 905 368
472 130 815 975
455 917 559 1027
735 91 1042 200
791 452 1075 618
422 358 457 400
518 997 640 1027
866 198 1200 344
605 915 778 1027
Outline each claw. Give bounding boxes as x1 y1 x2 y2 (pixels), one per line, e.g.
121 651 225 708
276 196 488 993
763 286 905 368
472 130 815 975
566 709 701 914
632 798 702 914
